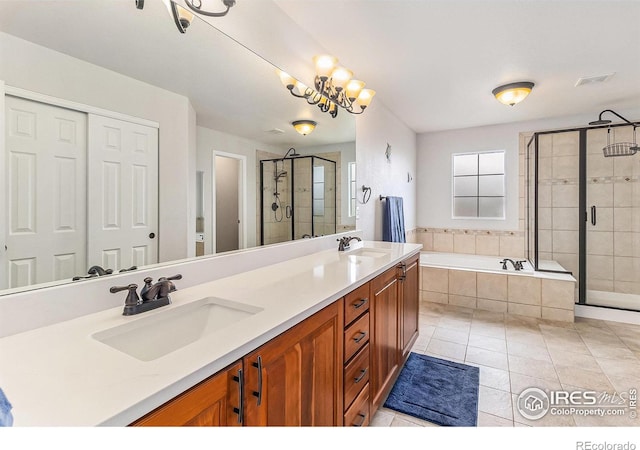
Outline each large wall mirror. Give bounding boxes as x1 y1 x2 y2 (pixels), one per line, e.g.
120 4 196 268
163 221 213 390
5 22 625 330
0 0 356 295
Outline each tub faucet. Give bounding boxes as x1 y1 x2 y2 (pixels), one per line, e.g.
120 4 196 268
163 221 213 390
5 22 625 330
88 265 113 276
500 258 524 271
337 236 362 251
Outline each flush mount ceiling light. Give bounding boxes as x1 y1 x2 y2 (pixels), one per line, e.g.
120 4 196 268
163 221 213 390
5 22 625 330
136 0 235 34
277 54 376 118
492 81 535 106
292 120 317 136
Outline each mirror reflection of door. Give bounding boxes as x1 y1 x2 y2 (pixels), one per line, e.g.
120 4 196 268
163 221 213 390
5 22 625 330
3 96 159 289
214 154 242 253
4 96 87 289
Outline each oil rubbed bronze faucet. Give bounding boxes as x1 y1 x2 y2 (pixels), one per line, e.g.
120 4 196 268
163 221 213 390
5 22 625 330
337 236 362 251
110 274 182 316
500 259 526 271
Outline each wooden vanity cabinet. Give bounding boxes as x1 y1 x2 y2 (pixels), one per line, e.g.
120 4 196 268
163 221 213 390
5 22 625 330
132 360 243 426
369 266 401 411
243 300 344 426
399 253 420 363
131 252 420 427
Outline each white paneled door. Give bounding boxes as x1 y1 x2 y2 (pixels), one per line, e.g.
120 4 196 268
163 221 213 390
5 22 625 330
87 115 158 272
3 96 87 289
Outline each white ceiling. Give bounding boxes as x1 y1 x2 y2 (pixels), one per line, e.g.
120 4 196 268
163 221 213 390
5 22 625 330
2 0 639 138
273 0 640 133
0 0 355 147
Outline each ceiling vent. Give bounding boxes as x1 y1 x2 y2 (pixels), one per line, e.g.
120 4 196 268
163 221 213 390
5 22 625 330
575 73 615 87
265 128 285 134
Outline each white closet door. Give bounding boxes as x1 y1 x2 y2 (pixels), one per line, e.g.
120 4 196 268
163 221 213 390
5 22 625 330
3 96 87 289
87 114 158 272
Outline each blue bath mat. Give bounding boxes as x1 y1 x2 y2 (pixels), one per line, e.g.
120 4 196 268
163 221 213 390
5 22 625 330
383 353 479 426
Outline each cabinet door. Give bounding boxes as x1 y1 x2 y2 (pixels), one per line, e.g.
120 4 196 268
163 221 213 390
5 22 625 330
244 300 344 426
131 361 243 426
399 254 420 363
370 266 400 411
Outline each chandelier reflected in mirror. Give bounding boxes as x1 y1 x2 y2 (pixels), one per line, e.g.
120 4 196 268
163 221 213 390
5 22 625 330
278 55 376 118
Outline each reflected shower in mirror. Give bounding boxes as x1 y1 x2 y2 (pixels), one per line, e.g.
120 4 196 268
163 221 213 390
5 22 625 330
0 0 355 295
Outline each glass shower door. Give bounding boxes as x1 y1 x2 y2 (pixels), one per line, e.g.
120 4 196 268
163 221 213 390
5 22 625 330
585 125 640 310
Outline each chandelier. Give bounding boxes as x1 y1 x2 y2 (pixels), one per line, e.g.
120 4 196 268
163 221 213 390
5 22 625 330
136 0 236 34
278 55 375 118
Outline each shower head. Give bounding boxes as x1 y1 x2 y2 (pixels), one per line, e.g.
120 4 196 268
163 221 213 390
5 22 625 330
275 170 288 179
282 147 300 159
589 109 637 127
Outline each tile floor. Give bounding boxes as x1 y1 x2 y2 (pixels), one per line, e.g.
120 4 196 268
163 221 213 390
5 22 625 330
371 301 640 427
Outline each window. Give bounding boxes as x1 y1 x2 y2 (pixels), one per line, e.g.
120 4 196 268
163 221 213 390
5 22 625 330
452 151 505 219
313 165 325 216
348 162 356 217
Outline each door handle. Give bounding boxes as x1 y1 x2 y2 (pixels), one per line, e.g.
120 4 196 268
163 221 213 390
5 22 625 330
252 356 263 406
590 205 596 226
232 368 244 424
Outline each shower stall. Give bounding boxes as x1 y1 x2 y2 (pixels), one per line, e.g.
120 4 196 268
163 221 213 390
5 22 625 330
526 117 640 312
259 155 336 245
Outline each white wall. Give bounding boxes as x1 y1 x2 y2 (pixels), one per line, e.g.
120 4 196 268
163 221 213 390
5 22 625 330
0 32 195 262
355 103 417 240
417 107 640 231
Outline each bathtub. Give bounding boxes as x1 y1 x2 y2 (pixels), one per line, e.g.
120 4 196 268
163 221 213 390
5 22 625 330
419 251 576 322
419 251 534 274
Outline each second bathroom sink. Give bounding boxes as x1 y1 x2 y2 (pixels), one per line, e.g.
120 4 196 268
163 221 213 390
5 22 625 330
92 297 263 362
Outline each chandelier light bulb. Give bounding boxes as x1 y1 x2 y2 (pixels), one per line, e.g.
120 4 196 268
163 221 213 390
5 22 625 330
345 79 366 101
278 70 296 89
356 89 376 109
330 66 353 91
313 55 338 80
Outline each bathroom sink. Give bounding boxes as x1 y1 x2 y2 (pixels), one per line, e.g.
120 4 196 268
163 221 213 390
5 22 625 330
92 297 263 362
344 247 390 264
347 248 389 259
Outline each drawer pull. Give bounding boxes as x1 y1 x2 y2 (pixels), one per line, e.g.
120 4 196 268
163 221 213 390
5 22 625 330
354 368 368 384
353 331 367 344
352 298 368 309
353 413 367 427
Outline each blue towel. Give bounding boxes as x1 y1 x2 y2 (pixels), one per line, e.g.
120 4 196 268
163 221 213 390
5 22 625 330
382 196 406 243
0 388 13 427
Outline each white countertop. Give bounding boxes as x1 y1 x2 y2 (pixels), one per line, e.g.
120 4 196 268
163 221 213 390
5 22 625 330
0 241 421 426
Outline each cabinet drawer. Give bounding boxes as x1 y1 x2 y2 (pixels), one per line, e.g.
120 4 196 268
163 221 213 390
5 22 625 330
344 383 370 427
344 283 370 326
344 312 369 362
344 343 370 410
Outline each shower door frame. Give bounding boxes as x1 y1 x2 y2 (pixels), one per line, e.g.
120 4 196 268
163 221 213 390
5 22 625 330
259 155 337 245
527 122 638 311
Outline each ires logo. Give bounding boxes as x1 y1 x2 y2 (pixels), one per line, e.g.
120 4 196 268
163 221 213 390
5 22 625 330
517 388 634 421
